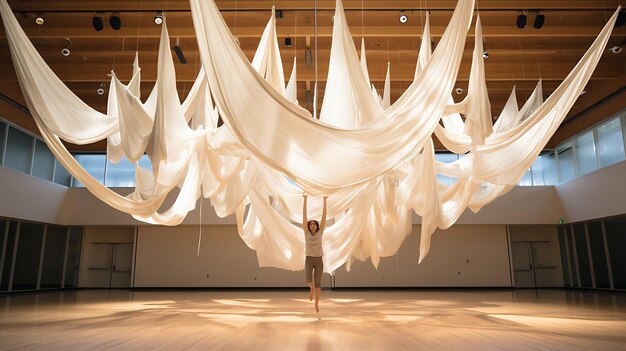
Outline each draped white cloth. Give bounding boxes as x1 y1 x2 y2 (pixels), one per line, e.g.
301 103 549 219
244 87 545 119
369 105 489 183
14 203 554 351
0 0 620 269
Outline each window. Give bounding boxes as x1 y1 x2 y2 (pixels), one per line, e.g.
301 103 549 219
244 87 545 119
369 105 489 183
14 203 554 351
54 159 72 187
32 140 55 181
557 142 575 182
574 131 597 176
72 154 106 187
5 126 33 174
0 121 6 165
596 117 625 167
106 157 136 187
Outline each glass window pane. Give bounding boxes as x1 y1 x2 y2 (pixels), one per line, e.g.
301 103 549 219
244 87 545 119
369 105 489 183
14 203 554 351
54 159 72 187
558 226 571 287
573 223 592 288
575 131 598 176
0 121 6 165
587 221 610 289
105 157 136 187
5 127 33 174
1 221 17 291
518 169 532 186
605 216 626 290
540 152 557 185
64 228 82 288
32 140 55 181
566 226 579 287
531 157 544 186
557 142 575 182
596 117 625 167
0 219 5 284
12 222 44 291
41 226 67 289
72 154 106 187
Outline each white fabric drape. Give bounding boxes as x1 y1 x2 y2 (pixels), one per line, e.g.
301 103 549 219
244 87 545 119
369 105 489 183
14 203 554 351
0 0 620 269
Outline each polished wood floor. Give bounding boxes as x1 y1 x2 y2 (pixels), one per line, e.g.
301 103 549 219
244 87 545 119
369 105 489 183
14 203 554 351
1 289 625 350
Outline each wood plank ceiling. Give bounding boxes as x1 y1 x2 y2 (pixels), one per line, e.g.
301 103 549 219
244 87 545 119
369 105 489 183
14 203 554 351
0 0 624 151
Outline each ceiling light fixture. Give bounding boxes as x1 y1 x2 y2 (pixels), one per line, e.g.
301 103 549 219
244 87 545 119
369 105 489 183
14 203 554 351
61 38 71 57
285 37 292 47
275 9 283 19
154 12 163 25
35 13 45 25
92 15 104 31
516 13 527 29
533 14 545 29
609 45 623 54
173 38 187 64
97 83 106 96
399 11 408 24
482 51 489 59
109 12 121 30
455 88 463 95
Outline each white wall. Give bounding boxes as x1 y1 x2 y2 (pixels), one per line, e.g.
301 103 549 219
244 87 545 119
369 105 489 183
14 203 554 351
134 224 511 288
0 167 67 224
556 161 626 223
336 225 511 287
134 225 318 287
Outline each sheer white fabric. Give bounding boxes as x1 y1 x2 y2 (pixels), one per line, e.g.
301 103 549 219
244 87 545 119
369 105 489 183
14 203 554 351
0 0 620 269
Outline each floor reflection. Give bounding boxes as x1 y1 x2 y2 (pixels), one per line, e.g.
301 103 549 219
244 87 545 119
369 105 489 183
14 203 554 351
0 289 625 350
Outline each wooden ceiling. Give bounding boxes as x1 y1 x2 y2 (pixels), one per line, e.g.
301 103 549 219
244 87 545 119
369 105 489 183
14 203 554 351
0 0 624 151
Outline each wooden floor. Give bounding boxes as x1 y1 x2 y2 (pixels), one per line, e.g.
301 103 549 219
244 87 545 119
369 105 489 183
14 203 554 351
1 289 626 350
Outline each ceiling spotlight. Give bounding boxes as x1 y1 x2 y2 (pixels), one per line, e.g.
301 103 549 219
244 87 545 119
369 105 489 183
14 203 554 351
516 13 527 29
455 88 463 95
35 13 45 26
61 38 71 57
173 38 187 64
109 12 121 30
92 15 104 31
482 51 489 59
533 14 545 29
285 37 292 47
399 11 408 24
275 9 283 19
96 83 106 96
609 46 623 54
154 12 163 25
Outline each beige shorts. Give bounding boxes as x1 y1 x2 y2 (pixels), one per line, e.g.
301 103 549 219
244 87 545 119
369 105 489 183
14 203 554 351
305 256 324 288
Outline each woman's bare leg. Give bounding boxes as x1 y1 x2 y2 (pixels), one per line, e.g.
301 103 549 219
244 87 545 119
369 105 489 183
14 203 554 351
307 282 314 301
314 287 321 313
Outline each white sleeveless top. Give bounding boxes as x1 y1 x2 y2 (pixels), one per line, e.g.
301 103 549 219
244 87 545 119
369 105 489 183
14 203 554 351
306 230 324 257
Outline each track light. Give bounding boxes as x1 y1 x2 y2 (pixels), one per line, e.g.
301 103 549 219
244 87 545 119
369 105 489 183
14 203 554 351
154 12 163 25
516 13 527 29
399 11 408 24
609 46 623 54
109 12 121 30
173 38 187 64
92 15 104 31
35 13 44 25
482 51 489 59
61 38 71 57
97 83 106 96
533 14 545 29
285 37 292 47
